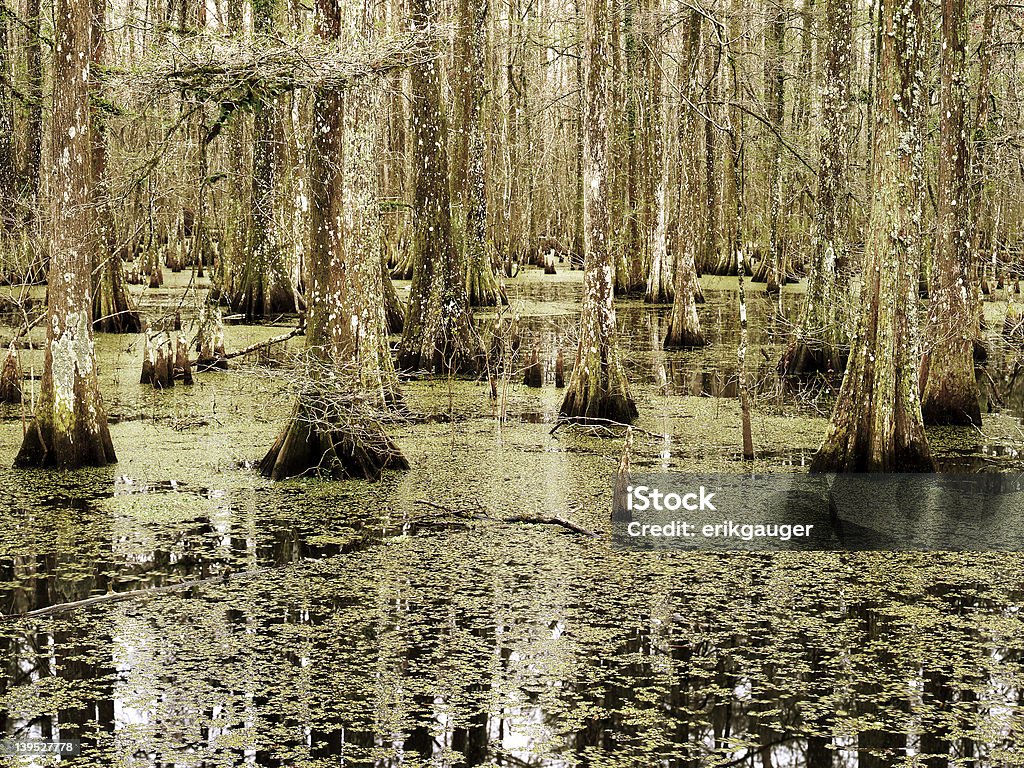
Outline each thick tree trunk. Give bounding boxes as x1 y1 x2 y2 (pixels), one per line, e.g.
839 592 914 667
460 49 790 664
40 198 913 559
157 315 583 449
261 2 407 481
664 10 706 348
90 0 141 333
809 0 934 473
921 0 980 426
560 0 637 423
781 0 852 377
16 0 116 469
397 0 481 375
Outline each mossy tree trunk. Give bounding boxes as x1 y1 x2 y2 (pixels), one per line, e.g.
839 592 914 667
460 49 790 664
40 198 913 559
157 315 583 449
782 0 852 376
810 0 934 473
559 0 637 423
663 10 706 349
397 0 481 375
261 1 407 481
90 0 140 333
921 0 980 426
16 0 116 469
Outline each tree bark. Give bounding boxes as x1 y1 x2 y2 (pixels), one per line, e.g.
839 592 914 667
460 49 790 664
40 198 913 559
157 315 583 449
15 0 116 469
397 0 481 375
560 0 637 423
921 0 980 426
261 0 407 481
810 0 934 473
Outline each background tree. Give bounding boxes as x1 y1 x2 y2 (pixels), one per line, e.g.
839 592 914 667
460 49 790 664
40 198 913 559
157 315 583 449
462 0 504 307
15 0 117 469
921 0 981 426
810 0 934 473
261 0 408 481
397 0 480 374
663 9 706 349
559 0 637 423
0 1 14 231
781 0 853 376
90 0 141 333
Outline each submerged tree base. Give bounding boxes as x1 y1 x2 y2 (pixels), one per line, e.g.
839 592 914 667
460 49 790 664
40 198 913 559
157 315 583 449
921 387 982 427
779 339 847 379
260 399 409 481
663 325 707 349
15 416 117 469
559 362 638 423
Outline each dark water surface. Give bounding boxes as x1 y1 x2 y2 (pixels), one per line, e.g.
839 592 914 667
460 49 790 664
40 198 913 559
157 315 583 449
2 269 1024 766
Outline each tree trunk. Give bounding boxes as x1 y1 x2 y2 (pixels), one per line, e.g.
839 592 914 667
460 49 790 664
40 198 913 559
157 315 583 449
763 0 785 297
560 0 637 423
781 0 852 377
231 0 296 320
90 0 141 333
22 0 43 227
664 10 706 348
809 0 934 473
15 0 116 469
643 0 673 303
921 0 979 426
464 0 504 307
397 0 481 375
261 1 407 481
0 1 14 230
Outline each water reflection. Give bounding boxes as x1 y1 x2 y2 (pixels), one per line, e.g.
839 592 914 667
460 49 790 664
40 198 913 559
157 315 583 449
1 270 1023 766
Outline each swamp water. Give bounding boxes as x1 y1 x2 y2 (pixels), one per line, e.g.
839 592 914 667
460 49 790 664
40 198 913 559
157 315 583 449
1 269 1024 766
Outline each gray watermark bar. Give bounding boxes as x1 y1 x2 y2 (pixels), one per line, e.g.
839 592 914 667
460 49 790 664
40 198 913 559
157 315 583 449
0 739 81 757
612 473 1024 551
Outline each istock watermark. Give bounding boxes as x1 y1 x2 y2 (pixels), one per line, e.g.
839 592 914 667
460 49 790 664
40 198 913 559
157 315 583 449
612 473 1024 551
624 484 717 512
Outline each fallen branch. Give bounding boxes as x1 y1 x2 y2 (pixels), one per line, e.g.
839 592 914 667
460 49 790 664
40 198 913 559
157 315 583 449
550 416 679 440
414 498 491 518
216 325 304 363
415 499 599 537
504 514 601 538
